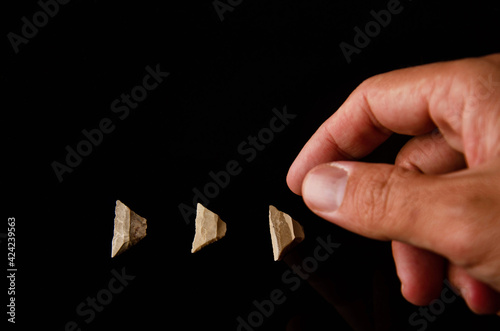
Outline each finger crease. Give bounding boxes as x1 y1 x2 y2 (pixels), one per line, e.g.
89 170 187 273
361 93 393 137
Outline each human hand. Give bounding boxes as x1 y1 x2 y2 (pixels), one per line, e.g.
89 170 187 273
287 54 500 314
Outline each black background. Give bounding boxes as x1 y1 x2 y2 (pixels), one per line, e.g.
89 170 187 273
3 0 500 330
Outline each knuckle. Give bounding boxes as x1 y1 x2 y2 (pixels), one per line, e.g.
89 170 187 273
349 166 420 240
395 147 426 173
352 167 401 235
445 226 477 268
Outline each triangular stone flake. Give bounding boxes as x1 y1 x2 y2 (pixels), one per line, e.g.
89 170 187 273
191 203 227 253
269 205 305 261
111 200 147 258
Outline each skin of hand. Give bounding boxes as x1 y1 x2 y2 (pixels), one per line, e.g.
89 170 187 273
287 54 500 315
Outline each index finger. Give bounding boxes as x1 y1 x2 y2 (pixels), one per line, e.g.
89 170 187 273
287 56 488 195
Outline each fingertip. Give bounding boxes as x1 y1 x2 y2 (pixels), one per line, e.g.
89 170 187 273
448 266 500 315
400 282 427 307
286 165 302 196
462 282 500 315
400 278 444 307
392 242 445 306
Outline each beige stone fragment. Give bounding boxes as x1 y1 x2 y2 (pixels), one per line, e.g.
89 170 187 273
191 203 227 253
269 205 305 261
111 200 147 258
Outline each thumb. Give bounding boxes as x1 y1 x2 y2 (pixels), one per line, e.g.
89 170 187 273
301 161 487 263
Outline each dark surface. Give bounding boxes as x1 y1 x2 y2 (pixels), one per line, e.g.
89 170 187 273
3 0 500 330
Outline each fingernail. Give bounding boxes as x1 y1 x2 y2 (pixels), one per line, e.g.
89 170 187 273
302 163 348 212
